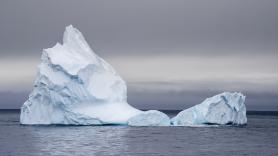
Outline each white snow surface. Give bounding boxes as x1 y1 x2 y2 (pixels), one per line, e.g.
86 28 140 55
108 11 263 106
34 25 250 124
128 110 171 126
171 92 247 126
20 25 142 125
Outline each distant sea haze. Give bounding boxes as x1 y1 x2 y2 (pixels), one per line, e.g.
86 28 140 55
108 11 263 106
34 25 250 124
1 110 278 117
1 90 278 111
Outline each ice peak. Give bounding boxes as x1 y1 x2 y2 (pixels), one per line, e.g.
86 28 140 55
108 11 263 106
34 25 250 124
63 25 92 54
43 25 102 75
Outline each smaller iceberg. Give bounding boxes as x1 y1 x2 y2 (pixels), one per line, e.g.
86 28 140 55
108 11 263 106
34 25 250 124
171 92 247 126
128 110 171 126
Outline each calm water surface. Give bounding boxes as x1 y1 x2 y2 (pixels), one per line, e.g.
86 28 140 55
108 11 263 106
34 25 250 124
0 111 278 156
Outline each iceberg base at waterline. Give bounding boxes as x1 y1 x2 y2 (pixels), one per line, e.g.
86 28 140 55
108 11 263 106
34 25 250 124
128 110 171 126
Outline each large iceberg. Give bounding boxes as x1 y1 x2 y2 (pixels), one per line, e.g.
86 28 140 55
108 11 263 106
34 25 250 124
20 25 142 125
20 26 248 127
171 92 247 126
128 110 171 126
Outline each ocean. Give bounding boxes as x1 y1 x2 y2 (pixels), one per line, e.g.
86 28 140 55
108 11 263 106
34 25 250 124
0 110 278 156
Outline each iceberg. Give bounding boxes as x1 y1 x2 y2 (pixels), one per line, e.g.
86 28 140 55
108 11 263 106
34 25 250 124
128 110 171 126
20 25 142 125
20 26 248 127
171 92 247 126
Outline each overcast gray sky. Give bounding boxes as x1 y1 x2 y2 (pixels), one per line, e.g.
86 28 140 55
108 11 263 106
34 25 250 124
0 0 278 110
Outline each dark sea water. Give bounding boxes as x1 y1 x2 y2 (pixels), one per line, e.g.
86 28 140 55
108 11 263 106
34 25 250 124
0 110 278 156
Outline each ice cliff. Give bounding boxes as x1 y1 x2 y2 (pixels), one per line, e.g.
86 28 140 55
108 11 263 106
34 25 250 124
20 25 142 125
171 92 247 126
